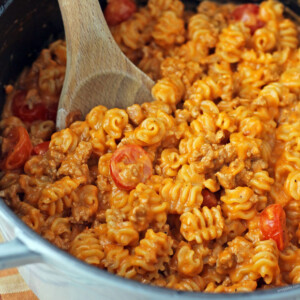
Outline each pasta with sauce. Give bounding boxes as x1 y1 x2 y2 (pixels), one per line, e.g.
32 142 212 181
1 0 300 293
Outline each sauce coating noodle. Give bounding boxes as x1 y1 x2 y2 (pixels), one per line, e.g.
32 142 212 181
1 0 300 293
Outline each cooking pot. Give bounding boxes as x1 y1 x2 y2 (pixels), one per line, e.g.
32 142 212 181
0 0 300 299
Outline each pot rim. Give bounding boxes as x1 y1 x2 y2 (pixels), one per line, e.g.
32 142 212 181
0 199 299 299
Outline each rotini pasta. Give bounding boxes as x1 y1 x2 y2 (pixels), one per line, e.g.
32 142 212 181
1 0 300 294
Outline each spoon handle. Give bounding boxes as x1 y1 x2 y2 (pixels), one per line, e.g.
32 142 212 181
57 0 154 129
58 0 121 76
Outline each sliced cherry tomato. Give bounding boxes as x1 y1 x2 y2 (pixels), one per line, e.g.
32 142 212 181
232 4 265 34
1 126 32 170
104 0 137 26
202 189 218 208
12 90 47 123
260 204 287 251
32 141 50 155
110 144 153 190
47 102 58 122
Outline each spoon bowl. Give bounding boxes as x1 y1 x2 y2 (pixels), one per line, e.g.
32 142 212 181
56 0 154 129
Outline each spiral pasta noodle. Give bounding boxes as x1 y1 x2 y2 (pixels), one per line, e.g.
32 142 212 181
180 206 225 243
221 187 258 220
160 178 203 214
252 240 280 284
1 0 300 294
70 228 105 266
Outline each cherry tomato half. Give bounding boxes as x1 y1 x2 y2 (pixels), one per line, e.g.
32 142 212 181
32 141 50 155
232 4 265 34
1 126 32 170
260 203 287 251
47 102 58 122
110 144 153 190
202 189 218 208
12 90 47 123
104 0 137 26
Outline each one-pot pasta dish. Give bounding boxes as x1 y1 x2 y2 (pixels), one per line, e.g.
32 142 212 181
1 0 300 293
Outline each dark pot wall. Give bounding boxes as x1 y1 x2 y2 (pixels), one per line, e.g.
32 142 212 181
0 0 62 112
0 0 102 112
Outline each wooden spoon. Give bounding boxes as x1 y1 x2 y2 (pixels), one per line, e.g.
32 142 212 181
56 0 154 129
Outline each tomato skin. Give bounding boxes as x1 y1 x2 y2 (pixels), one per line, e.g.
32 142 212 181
1 126 32 170
202 189 218 208
47 102 58 122
110 144 153 190
32 141 50 155
232 4 265 34
260 204 287 251
104 0 137 26
12 90 47 123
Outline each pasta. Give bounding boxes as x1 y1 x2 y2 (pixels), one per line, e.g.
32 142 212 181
1 0 300 294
